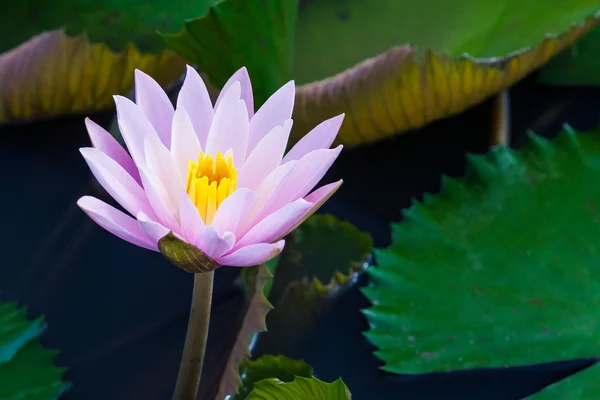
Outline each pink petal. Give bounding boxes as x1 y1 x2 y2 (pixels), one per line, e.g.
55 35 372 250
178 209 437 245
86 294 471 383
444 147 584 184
138 165 180 232
277 179 344 239
258 146 342 218
245 161 297 225
248 80 294 154
144 135 185 219
77 196 155 251
179 191 205 244
238 119 293 189
305 179 343 204
235 198 312 249
177 66 214 147
170 107 202 179
195 225 236 259
134 69 175 148
205 81 249 166
85 118 141 184
80 147 155 219
216 240 285 267
137 211 171 246
282 114 344 163
114 95 159 166
215 66 254 118
211 188 256 235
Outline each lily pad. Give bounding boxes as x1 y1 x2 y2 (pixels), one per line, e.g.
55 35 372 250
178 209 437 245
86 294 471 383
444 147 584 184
246 376 352 400
527 363 600 399
233 355 313 400
0 301 67 399
292 0 600 145
0 0 217 122
363 126 600 374
254 214 372 356
539 27 600 86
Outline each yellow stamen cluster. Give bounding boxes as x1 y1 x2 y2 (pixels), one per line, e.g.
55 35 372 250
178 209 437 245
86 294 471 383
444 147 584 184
186 151 237 224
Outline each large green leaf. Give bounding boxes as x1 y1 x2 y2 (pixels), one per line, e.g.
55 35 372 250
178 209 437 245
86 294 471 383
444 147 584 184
162 0 297 107
363 126 600 374
255 214 372 355
0 302 67 399
539 27 600 86
527 363 600 399
292 1 600 146
246 376 351 400
294 1 600 83
233 355 313 400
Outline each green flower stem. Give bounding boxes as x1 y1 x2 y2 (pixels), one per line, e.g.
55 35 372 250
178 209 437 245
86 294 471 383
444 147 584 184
172 271 214 400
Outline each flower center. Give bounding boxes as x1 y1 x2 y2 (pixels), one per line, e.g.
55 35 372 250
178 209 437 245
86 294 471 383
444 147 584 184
186 151 237 224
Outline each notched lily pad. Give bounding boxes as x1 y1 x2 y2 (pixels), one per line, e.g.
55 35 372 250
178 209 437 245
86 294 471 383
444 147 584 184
0 301 67 400
363 126 600 374
254 214 373 356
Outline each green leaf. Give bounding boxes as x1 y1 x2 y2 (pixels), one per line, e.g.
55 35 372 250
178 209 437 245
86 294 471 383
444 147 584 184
2 1 218 54
162 0 297 107
0 302 67 399
363 126 600 374
295 1 600 83
256 214 372 355
0 0 211 122
0 31 186 123
246 376 352 400
527 363 600 399
273 214 372 290
216 263 275 398
291 1 600 147
539 26 600 86
233 354 313 400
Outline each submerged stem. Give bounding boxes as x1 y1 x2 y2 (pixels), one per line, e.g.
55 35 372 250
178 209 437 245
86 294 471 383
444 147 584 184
172 271 214 400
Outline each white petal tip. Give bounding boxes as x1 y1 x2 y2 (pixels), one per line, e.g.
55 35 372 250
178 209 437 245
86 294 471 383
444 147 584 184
79 147 93 156
134 69 149 79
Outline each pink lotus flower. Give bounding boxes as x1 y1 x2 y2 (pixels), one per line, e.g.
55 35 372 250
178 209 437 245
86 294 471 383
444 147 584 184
77 66 343 269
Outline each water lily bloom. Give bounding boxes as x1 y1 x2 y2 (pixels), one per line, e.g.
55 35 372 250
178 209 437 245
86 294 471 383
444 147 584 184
77 66 343 270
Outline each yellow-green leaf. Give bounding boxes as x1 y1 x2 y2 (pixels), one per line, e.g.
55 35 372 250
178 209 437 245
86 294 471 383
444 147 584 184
292 11 600 146
246 376 352 400
0 29 186 122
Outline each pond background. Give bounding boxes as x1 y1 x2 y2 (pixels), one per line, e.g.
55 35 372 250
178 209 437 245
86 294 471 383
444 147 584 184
0 72 596 399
